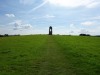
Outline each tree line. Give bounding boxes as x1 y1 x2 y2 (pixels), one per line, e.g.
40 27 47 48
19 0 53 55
0 34 20 37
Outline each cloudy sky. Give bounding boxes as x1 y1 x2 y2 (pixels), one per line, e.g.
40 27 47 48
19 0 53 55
0 0 100 35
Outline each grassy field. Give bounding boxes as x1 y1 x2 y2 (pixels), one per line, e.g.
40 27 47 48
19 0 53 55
0 35 100 75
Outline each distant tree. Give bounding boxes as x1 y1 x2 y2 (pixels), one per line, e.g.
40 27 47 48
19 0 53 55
18 34 20 36
95 35 100 37
79 34 90 36
86 34 90 36
4 34 9 37
0 34 3 37
80 34 86 36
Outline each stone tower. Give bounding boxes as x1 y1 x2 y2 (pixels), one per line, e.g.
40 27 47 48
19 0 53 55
49 26 52 35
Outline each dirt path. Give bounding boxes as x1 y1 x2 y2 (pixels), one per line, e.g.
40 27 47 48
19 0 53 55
37 36 75 75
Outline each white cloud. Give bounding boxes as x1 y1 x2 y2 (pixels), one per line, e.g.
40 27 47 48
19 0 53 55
10 20 33 30
69 24 80 35
53 26 67 34
20 0 34 5
32 14 55 19
86 2 100 8
91 16 100 20
43 14 55 18
22 24 33 29
69 31 74 33
81 21 95 26
70 24 75 28
5 14 15 18
79 29 89 34
46 0 100 8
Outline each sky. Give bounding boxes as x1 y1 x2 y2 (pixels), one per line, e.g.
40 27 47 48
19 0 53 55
0 0 100 35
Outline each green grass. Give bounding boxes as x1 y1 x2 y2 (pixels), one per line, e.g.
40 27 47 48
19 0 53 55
0 35 100 75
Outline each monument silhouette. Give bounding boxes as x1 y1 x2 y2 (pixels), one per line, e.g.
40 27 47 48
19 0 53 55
49 26 52 35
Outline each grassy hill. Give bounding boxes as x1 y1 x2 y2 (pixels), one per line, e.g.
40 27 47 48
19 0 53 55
0 35 100 75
